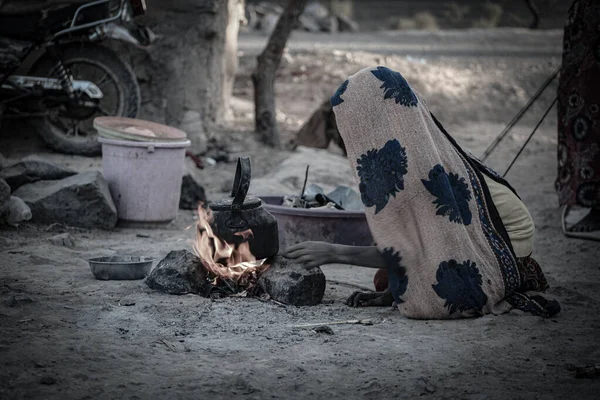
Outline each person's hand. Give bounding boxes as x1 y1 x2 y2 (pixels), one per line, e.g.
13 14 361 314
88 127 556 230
346 289 394 307
282 241 337 268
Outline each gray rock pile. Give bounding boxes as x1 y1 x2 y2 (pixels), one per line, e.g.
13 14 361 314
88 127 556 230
245 1 358 35
0 154 117 229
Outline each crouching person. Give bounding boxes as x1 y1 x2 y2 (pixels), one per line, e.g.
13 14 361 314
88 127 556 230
283 66 559 319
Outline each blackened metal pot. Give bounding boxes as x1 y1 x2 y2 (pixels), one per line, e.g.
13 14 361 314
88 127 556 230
209 157 279 259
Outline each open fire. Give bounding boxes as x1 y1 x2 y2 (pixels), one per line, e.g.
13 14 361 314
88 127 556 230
192 205 269 287
146 201 324 306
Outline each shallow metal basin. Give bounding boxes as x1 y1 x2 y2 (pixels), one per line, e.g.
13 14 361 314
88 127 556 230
259 195 374 249
88 256 154 280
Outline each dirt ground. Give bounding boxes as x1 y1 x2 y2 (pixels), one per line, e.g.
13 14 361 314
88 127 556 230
1 29 600 399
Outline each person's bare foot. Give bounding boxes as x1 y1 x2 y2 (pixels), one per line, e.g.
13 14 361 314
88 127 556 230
569 207 600 233
346 289 394 307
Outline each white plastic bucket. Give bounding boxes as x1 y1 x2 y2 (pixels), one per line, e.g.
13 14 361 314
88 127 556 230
98 137 191 224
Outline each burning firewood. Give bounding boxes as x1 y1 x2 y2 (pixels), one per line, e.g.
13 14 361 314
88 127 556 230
192 204 270 291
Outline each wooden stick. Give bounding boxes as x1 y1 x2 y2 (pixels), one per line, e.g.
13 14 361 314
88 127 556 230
256 296 287 307
270 299 287 307
292 319 373 328
155 339 177 352
327 279 374 292
300 165 310 198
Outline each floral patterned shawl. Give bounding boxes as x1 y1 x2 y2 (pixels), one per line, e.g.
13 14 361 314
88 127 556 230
331 66 559 319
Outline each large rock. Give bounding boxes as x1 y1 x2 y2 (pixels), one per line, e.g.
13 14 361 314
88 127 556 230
13 171 117 229
298 14 322 32
259 256 326 306
46 233 76 248
336 14 359 32
145 250 212 296
179 174 206 210
0 196 32 226
0 156 77 191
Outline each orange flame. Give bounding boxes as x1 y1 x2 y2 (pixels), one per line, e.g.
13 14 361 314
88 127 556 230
192 204 267 283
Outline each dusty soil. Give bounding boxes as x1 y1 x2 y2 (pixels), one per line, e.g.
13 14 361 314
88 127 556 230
1 29 600 399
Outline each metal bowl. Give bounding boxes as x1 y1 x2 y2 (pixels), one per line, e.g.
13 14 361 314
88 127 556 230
88 256 154 280
259 195 374 249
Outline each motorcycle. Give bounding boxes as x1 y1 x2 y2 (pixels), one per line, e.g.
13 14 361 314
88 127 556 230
0 0 156 155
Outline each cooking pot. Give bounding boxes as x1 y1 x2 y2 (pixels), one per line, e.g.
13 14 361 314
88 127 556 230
209 157 279 260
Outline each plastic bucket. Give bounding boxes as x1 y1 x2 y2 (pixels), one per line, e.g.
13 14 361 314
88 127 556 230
98 137 190 224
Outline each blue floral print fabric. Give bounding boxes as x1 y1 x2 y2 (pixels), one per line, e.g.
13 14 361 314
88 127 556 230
356 139 408 214
371 66 418 107
421 164 473 225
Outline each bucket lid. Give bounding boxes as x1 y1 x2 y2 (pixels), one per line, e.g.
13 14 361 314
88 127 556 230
93 117 188 143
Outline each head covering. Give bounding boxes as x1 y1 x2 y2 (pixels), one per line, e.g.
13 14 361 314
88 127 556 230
332 66 558 319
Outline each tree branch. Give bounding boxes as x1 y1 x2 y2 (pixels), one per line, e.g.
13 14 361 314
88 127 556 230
525 0 540 29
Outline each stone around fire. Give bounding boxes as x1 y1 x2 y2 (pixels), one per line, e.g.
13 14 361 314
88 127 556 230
259 255 326 306
145 250 212 296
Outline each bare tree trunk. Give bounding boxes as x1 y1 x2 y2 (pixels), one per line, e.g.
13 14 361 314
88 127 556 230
252 0 308 148
223 0 245 121
109 0 241 154
525 0 540 29
162 0 231 131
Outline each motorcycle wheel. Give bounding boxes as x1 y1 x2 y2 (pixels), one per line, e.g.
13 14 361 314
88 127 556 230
30 44 141 156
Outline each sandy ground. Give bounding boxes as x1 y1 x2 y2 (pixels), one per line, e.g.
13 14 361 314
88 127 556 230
1 29 600 399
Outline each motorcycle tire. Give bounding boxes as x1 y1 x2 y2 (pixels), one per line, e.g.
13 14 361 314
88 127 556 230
29 44 141 156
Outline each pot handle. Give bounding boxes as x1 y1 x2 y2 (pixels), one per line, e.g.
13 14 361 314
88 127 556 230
231 157 251 212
